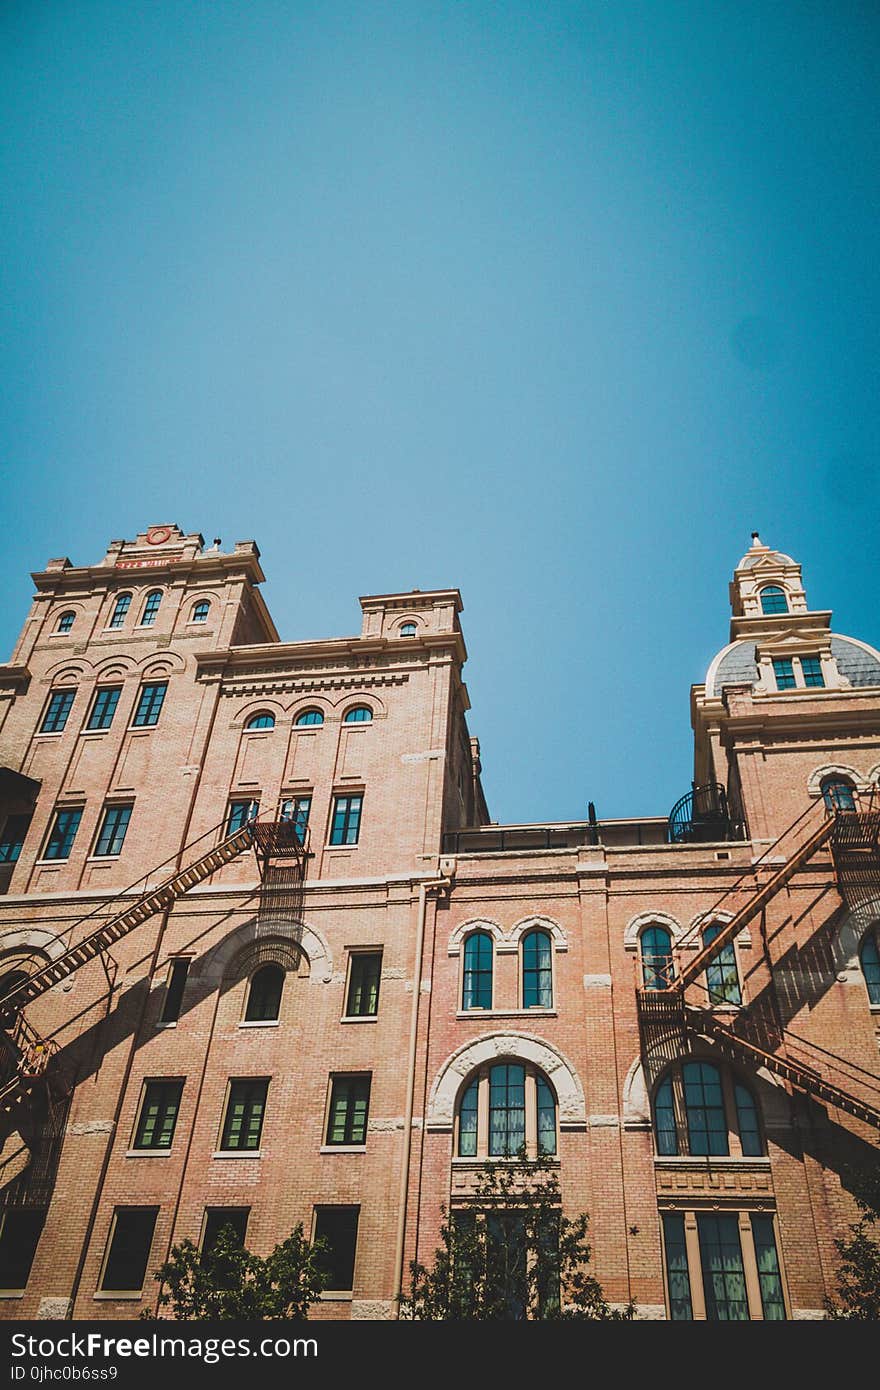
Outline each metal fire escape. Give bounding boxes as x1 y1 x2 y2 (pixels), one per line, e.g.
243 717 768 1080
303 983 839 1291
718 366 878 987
637 794 880 1132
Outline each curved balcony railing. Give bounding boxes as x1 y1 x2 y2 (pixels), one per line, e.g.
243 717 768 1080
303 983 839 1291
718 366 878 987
667 783 746 845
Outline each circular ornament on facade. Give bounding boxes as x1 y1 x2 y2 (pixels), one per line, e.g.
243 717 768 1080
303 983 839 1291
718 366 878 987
146 526 173 546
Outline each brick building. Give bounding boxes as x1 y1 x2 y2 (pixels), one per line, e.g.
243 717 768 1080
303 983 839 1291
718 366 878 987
0 523 878 1320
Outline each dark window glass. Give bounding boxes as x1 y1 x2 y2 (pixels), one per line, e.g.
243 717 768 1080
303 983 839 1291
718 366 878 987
860 930 880 1005
245 965 284 1022
462 930 492 1009
220 1080 268 1152
159 959 189 1024
702 923 741 1005
330 794 362 845
772 658 796 690
734 1083 762 1156
522 928 552 1008
800 656 824 687
44 807 82 860
326 1076 370 1146
662 1213 693 1320
0 813 31 863
488 1063 526 1157
759 586 788 615
458 1077 478 1157
134 1080 183 1150
822 779 856 813
192 602 210 623
279 796 311 843
227 800 259 835
0 970 29 1002
0 1209 46 1290
202 1208 249 1261
100 1208 158 1291
40 690 75 733
536 1075 557 1156
683 1061 728 1156
109 594 131 629
346 954 381 1017
486 1212 529 1319
641 926 674 991
86 686 122 731
343 706 372 723
294 709 323 726
140 591 162 626
313 1208 359 1291
132 683 167 727
245 712 275 729
751 1215 786 1320
697 1213 748 1320
56 611 75 633
94 804 132 857
654 1075 679 1155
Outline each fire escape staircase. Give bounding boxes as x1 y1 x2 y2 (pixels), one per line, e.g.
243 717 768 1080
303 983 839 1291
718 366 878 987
637 797 880 1133
0 816 307 1115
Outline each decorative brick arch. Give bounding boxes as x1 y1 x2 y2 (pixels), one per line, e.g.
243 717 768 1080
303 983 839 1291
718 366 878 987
202 918 333 985
447 918 505 956
426 1032 586 1130
624 910 684 951
807 763 868 796
508 915 568 951
0 927 67 964
234 698 286 729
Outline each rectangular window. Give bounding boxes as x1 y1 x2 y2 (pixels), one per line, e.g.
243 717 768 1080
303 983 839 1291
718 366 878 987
43 807 83 861
94 804 132 857
0 1209 45 1291
86 686 122 731
800 656 825 688
661 1213 693 1320
100 1208 158 1292
313 1207 359 1292
772 659 796 691
159 959 190 1025
132 682 167 727
227 799 260 835
133 1080 184 1150
280 796 311 843
39 690 75 733
486 1212 529 1319
345 953 381 1017
697 1213 749 1320
0 813 31 864
202 1208 249 1257
751 1215 786 1320
329 794 362 846
219 1079 268 1152
326 1075 370 1146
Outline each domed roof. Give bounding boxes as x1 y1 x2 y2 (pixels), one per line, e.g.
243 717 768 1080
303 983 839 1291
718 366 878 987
738 549 795 570
705 636 880 698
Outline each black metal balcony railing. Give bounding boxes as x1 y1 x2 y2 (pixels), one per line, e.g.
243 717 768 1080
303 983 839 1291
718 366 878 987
667 783 747 845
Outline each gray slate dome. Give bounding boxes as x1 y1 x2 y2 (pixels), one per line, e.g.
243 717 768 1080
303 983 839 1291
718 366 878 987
706 636 880 697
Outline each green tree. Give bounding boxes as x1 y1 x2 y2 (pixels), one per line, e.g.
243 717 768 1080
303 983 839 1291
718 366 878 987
402 1152 634 1320
826 1169 880 1320
145 1223 329 1320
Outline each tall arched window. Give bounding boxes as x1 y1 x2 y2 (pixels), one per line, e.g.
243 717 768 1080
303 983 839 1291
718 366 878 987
759 586 788 615
462 931 493 1010
140 591 162 626
702 923 741 1006
641 926 674 991
245 712 275 730
191 601 210 623
56 611 75 634
821 777 856 812
108 593 131 629
860 929 880 1005
244 965 284 1022
295 709 324 727
343 706 372 723
653 1061 763 1157
457 1063 557 1158
521 929 552 1008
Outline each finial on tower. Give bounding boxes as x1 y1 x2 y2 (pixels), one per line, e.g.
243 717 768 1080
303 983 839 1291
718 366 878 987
750 531 762 547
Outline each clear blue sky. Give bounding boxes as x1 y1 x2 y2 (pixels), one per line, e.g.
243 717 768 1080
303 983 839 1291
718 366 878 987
1 2 878 824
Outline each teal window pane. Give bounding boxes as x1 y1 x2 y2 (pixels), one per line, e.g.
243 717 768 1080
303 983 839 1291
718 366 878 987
662 1213 693 1320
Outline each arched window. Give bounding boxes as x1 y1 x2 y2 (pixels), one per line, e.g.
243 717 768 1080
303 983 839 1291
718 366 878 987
245 712 275 730
399 623 417 637
0 969 29 1003
653 1062 763 1157
244 964 284 1022
457 1063 557 1158
821 777 856 812
641 925 674 991
702 923 741 1006
462 931 493 1010
759 586 788 615
56 611 75 634
521 929 552 1008
343 706 372 723
294 709 324 727
860 929 880 1005
191 601 210 623
140 591 162 627
108 594 131 629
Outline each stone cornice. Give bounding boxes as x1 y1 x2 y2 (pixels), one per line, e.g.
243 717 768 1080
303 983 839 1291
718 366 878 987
195 630 466 682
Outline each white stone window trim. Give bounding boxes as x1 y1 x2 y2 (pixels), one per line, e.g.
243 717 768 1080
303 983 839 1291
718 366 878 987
426 1032 586 1131
212 1150 264 1160
806 763 870 796
624 911 685 952
448 914 568 956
